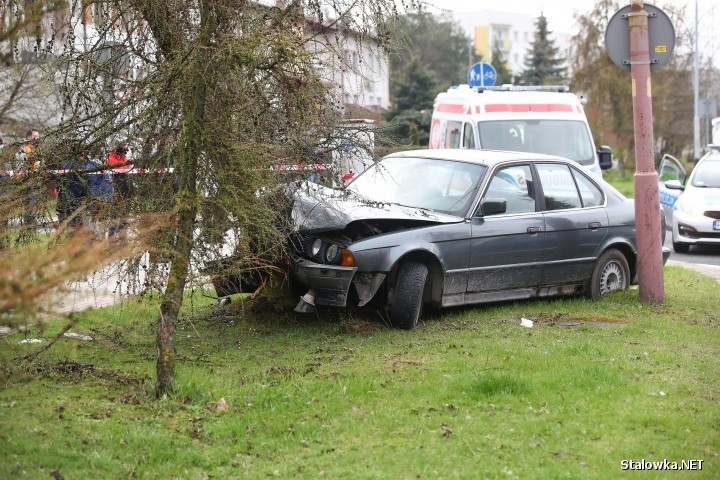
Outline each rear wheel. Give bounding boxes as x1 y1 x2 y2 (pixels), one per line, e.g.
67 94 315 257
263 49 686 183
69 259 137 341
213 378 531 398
587 249 630 300
389 262 428 330
672 241 690 253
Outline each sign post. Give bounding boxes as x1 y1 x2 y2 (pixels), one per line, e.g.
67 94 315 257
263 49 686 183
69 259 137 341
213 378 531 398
605 1 675 304
467 62 497 88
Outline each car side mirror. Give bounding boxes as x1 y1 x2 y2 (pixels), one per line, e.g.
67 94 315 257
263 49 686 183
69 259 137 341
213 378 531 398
597 145 613 170
664 179 685 191
480 198 507 216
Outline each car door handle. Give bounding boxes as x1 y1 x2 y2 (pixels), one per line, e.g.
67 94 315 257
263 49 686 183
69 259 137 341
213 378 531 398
588 222 601 230
527 226 542 234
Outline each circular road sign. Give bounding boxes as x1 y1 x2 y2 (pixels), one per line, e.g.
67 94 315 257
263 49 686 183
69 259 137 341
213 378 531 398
605 3 675 72
467 62 497 87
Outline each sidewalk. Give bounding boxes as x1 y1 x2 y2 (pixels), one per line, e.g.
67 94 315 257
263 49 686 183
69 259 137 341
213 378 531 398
55 255 155 314
56 272 131 314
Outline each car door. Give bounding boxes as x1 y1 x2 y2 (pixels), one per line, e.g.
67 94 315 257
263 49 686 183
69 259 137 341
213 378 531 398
658 154 687 226
536 163 608 290
467 164 545 304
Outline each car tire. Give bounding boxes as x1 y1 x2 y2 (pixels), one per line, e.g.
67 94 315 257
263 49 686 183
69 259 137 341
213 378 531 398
672 241 689 253
390 262 428 330
587 249 630 300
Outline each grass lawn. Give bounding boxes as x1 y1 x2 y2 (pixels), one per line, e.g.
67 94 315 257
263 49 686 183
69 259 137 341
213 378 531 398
602 169 635 198
1 267 719 479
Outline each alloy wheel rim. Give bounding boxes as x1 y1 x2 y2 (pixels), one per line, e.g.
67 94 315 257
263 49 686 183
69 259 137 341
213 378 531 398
600 261 624 296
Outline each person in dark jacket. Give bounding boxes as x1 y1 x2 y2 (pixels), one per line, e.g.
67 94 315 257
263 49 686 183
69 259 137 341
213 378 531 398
55 156 89 227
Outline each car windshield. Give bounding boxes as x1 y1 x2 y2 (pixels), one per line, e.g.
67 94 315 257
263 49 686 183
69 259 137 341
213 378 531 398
477 119 595 165
691 159 720 188
347 156 487 216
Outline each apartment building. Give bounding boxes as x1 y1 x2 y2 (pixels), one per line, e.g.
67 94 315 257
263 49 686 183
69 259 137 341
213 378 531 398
1 3 389 133
451 10 570 78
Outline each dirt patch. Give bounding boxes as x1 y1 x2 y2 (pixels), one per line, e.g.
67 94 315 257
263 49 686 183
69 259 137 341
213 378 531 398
533 313 629 328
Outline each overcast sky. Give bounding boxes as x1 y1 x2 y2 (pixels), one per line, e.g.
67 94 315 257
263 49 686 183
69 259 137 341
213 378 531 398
427 0 718 55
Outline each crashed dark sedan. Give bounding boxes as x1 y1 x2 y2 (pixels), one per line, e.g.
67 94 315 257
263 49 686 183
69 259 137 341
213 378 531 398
289 149 670 329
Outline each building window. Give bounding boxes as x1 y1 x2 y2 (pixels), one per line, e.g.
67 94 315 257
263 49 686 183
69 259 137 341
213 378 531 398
348 51 359 68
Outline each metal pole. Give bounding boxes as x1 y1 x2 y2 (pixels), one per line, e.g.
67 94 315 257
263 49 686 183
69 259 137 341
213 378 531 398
629 0 664 303
693 0 700 160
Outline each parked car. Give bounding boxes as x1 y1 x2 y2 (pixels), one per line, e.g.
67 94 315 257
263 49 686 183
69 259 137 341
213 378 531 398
290 149 671 329
659 146 720 253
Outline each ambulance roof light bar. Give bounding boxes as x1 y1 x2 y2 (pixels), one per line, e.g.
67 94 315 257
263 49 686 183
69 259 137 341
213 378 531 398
474 85 570 93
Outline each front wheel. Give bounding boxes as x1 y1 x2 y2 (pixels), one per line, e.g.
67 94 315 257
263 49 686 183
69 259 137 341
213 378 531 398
389 262 428 330
587 249 630 300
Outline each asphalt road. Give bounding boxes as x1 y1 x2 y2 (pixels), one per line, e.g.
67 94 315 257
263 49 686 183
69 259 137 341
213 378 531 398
663 231 720 267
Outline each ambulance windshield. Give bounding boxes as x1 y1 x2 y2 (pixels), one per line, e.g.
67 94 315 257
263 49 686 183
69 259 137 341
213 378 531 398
477 120 595 166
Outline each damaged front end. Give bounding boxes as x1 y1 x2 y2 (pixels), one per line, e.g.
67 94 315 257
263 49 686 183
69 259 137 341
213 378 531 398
289 216 439 313
283 180 462 313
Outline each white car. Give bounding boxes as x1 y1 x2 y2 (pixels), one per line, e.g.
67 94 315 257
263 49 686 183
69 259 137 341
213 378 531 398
658 147 720 253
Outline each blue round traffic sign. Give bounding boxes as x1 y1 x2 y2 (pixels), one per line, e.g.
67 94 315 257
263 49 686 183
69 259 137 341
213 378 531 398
467 62 497 87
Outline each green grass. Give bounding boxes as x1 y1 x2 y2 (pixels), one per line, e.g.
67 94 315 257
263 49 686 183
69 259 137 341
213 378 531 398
1 267 719 479
602 169 635 198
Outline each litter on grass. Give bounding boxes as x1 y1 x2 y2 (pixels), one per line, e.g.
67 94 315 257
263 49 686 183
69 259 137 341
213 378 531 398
63 332 94 341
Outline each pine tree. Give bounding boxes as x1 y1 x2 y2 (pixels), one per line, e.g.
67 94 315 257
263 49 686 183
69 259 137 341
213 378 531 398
519 14 567 86
389 13 476 94
387 59 437 116
384 59 437 145
491 42 514 86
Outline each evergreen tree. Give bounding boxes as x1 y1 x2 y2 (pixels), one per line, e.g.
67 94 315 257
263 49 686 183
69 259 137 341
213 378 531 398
387 59 437 116
385 13 477 146
389 13 476 93
384 58 437 145
519 14 566 85
491 42 514 85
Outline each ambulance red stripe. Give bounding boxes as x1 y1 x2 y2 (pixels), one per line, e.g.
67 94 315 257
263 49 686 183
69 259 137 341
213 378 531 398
484 103 574 113
435 104 481 114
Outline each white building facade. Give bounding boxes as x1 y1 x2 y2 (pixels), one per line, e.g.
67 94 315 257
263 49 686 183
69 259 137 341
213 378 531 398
1 3 389 137
307 24 390 116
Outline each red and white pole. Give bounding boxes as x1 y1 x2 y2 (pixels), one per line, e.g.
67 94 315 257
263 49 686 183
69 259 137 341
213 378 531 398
629 0 664 303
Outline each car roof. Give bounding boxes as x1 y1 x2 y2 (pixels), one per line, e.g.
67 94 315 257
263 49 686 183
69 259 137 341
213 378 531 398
700 146 720 162
384 148 570 167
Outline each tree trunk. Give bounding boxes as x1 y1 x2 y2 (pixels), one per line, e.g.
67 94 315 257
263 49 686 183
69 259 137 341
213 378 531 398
155 7 211 399
155 197 196 397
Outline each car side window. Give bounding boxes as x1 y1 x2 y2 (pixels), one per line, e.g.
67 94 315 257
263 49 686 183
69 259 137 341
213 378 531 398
537 163 582 211
658 157 686 184
463 123 475 149
571 167 604 207
445 121 462 148
481 164 536 215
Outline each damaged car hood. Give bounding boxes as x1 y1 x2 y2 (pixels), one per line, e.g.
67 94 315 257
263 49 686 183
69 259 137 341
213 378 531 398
291 183 463 233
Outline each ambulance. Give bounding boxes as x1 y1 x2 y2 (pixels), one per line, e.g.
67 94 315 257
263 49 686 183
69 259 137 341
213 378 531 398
429 85 612 176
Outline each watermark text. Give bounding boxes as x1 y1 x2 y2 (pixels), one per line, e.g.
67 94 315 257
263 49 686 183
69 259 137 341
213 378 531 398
621 459 704 471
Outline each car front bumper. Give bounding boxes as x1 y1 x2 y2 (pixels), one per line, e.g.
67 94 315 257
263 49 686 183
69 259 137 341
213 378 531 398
672 210 720 246
292 258 357 307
